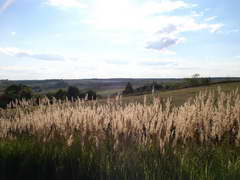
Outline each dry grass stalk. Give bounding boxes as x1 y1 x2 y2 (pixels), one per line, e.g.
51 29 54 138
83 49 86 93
0 89 239 150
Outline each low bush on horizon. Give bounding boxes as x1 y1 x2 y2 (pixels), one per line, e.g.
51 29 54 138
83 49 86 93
0 88 240 179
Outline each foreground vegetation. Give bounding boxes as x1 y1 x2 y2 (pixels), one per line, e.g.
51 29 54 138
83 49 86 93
0 87 240 179
124 81 240 106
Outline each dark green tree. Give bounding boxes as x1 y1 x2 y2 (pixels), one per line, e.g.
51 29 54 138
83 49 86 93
67 86 81 99
200 77 211 85
185 74 211 87
85 90 97 100
0 84 33 108
4 84 33 99
55 89 67 100
184 74 200 87
123 82 134 95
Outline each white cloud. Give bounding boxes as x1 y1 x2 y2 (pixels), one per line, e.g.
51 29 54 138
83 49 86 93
140 1 190 15
84 1 191 31
83 1 222 33
1 50 240 79
208 24 224 33
144 16 223 52
0 0 15 13
191 11 204 17
82 0 224 53
158 16 223 33
46 0 87 8
0 47 65 61
157 24 178 34
146 36 184 51
205 16 217 22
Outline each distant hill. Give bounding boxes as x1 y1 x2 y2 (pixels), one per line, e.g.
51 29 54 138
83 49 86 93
122 81 240 107
0 77 240 96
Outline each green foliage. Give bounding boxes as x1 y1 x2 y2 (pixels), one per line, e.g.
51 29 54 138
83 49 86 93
0 84 33 108
85 90 97 100
184 74 211 87
46 87 97 101
55 89 67 100
67 86 81 99
4 84 33 99
1 84 240 179
135 81 164 93
123 82 134 95
1 138 240 179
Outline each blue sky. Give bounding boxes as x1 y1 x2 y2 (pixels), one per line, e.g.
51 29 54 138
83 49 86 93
0 0 240 80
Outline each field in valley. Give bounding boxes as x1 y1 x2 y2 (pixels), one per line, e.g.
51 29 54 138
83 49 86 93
124 81 240 106
0 82 240 179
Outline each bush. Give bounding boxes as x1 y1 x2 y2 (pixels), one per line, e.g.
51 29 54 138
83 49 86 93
85 90 97 100
55 89 67 100
67 86 81 99
123 82 134 95
0 84 33 108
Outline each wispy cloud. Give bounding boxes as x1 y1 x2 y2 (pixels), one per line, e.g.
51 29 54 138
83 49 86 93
141 1 190 15
191 11 204 17
0 47 65 61
157 24 178 34
146 36 184 51
46 0 88 9
0 0 15 13
205 16 217 22
83 0 192 30
83 0 224 53
144 16 223 52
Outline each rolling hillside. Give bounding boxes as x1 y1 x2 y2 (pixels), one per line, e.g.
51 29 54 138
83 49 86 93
123 81 240 106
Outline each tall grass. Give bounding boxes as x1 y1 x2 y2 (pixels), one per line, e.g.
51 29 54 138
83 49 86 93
0 88 240 179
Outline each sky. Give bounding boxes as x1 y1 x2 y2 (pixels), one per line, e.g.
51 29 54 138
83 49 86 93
0 0 240 80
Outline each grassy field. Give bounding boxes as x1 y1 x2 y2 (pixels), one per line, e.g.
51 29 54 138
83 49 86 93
123 81 240 106
97 88 124 97
1 78 239 95
0 82 240 180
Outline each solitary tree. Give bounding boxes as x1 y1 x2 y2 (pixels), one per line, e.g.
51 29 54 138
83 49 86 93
123 82 134 95
185 73 201 86
67 86 81 99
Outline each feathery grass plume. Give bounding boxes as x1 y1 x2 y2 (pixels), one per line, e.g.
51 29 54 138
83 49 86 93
0 89 239 148
0 89 240 179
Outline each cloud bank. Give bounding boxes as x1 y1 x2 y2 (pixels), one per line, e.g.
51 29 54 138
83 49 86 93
0 47 65 61
80 0 224 53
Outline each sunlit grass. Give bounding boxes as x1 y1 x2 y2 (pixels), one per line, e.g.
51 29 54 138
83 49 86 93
0 87 240 179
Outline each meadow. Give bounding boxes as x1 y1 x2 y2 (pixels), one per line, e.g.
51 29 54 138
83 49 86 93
0 82 240 180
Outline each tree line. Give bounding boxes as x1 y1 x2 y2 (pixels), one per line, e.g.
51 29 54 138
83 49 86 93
0 85 97 108
122 75 211 95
